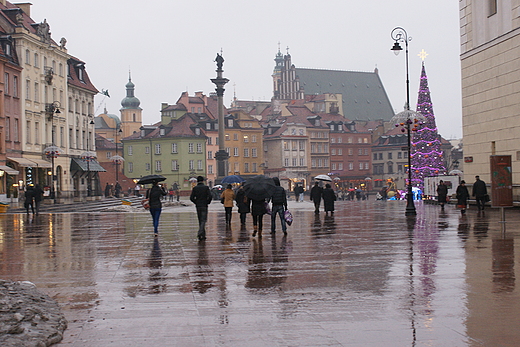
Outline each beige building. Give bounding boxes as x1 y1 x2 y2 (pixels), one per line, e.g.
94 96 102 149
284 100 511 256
460 0 520 197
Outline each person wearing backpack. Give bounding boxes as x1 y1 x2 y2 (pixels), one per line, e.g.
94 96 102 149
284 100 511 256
270 177 288 235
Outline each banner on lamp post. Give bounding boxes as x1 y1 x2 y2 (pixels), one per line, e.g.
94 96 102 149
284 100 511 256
490 155 513 207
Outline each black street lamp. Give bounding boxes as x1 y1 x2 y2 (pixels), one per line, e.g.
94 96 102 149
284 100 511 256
391 27 417 215
81 118 96 197
110 128 124 197
44 101 62 203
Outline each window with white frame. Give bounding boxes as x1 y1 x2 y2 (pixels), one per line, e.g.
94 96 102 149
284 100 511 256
349 162 353 170
244 163 249 173
5 117 10 141
234 147 239 156
284 158 289 167
300 158 304 166
252 163 257 172
359 163 363 170
197 160 203 170
299 141 305 150
128 162 133 173
252 135 257 142
189 160 194 170
338 148 343 155
26 121 31 144
243 148 249 157
172 160 178 170
318 159 323 167
331 148 336 155
156 160 162 172
145 146 150 154
196 143 202 153
311 159 316 168
251 148 257 157
365 162 369 170
128 145 133 155
208 165 213 174
145 162 151 171
171 143 177 153
25 50 30 65
332 163 337 170
155 143 161 154
339 162 343 170
208 151 213 160
243 135 249 143
292 158 297 166
188 143 194 153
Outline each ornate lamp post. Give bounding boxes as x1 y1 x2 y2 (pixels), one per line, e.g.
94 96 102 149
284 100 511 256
391 27 418 215
81 118 96 197
44 101 62 203
109 128 124 192
211 53 229 182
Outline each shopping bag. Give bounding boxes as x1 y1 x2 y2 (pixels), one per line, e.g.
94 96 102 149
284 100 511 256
284 209 293 226
141 199 150 210
265 202 271 215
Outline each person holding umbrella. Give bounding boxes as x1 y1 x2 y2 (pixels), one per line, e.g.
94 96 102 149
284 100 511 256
235 184 250 227
322 183 337 216
190 176 213 241
270 177 288 235
243 175 277 238
221 184 236 226
146 180 167 236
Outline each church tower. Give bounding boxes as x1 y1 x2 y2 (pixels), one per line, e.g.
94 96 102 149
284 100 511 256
119 72 142 139
272 45 284 99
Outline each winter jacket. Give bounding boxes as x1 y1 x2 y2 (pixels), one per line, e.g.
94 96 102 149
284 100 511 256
221 188 236 208
190 182 213 207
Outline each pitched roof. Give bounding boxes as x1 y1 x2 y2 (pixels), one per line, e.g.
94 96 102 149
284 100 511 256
67 56 98 94
295 68 395 121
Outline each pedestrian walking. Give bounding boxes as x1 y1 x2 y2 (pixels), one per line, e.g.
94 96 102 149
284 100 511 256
146 181 167 235
114 182 122 198
190 176 213 241
221 184 236 226
310 182 323 214
295 185 304 202
270 177 288 235
456 180 470 214
251 198 266 238
322 183 337 216
168 187 175 202
437 180 449 209
24 185 35 215
33 184 44 215
472 175 488 211
134 184 141 197
172 182 180 201
105 182 111 198
235 185 250 227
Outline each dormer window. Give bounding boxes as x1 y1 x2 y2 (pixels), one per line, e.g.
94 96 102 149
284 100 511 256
227 119 233 127
4 43 10 56
206 123 211 130
141 129 145 137
160 128 165 136
315 119 320 126
195 128 200 135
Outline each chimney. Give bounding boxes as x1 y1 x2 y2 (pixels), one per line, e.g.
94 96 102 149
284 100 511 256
14 2 31 16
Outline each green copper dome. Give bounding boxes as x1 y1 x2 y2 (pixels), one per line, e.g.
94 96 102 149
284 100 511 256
121 76 141 109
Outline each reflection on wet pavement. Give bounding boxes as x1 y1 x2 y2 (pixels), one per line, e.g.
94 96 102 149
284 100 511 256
1 201 520 346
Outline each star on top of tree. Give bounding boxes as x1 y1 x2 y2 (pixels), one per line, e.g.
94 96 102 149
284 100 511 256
418 49 429 61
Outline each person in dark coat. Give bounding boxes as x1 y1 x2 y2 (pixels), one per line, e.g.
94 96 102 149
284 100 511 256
250 198 266 238
322 183 336 216
270 177 288 235
146 181 167 235
190 176 213 241
105 182 111 198
24 186 35 215
310 182 323 214
235 185 250 227
33 184 44 215
456 180 470 214
436 180 449 209
472 175 488 211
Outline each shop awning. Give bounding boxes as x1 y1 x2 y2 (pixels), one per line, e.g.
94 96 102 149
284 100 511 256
7 157 39 167
70 158 106 172
7 157 51 168
28 159 52 168
0 165 19 175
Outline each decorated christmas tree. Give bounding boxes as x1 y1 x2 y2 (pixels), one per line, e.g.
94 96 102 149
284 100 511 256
411 62 446 189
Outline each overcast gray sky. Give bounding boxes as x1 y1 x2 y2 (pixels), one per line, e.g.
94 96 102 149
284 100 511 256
30 0 462 139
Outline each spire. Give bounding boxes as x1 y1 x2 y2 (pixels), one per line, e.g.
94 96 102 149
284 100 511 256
121 72 141 110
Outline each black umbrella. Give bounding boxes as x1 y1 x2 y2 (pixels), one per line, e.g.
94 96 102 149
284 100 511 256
137 174 166 185
243 175 276 200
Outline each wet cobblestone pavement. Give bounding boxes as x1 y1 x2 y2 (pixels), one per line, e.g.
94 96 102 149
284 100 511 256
1 199 520 346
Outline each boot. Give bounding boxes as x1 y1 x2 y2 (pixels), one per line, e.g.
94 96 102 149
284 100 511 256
252 225 258 237
258 229 262 238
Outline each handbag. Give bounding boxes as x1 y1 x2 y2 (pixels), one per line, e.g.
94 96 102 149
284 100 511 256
220 197 225 204
284 209 293 226
484 194 490 202
141 198 150 210
264 202 271 215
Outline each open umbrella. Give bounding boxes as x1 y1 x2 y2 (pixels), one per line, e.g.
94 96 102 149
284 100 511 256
137 174 166 185
315 174 332 182
243 175 276 200
221 175 244 184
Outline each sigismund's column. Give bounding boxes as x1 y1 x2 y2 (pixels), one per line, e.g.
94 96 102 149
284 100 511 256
211 53 230 182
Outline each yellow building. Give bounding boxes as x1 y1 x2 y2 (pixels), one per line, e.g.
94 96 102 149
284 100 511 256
224 110 264 179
